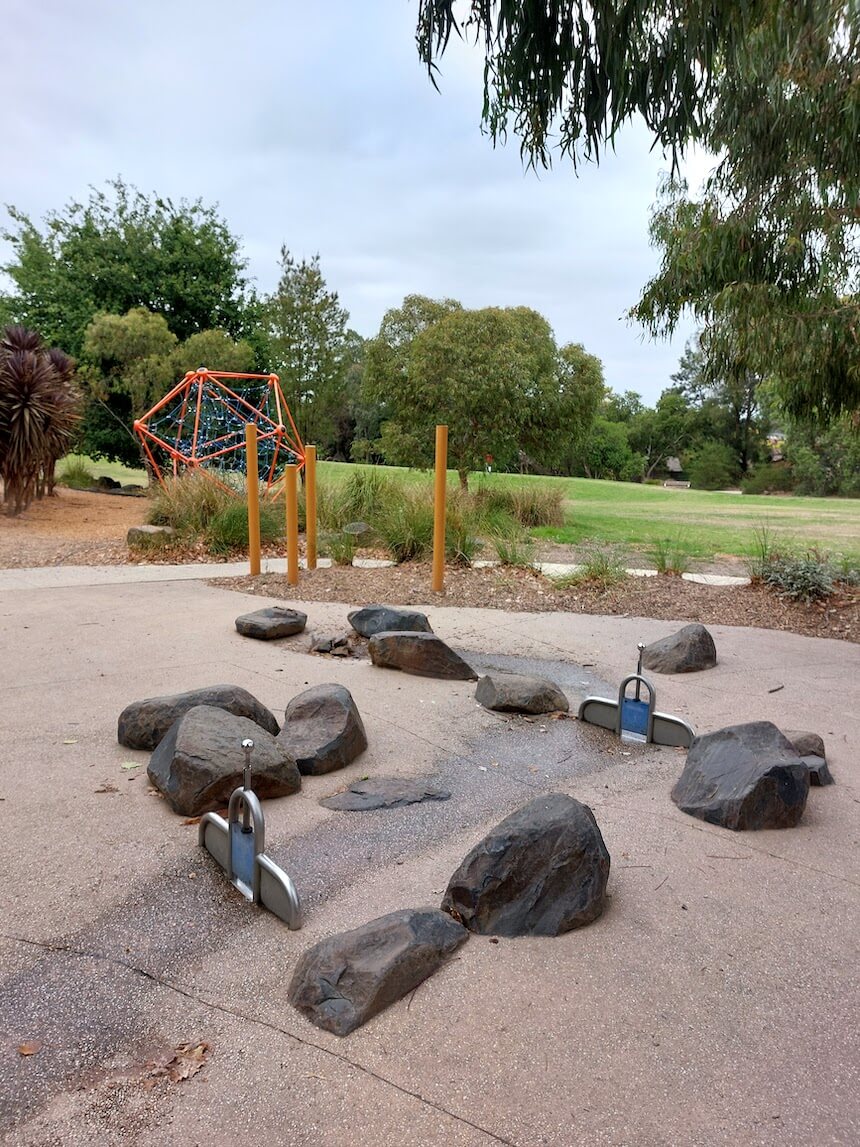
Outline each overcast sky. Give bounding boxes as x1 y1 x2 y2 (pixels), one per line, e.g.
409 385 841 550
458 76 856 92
3 0 705 404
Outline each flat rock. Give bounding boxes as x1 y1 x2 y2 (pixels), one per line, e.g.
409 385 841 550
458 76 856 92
278 684 367 775
348 605 432 638
641 623 717 673
235 606 307 640
118 684 279 750
798 754 834 786
784 729 826 759
671 721 810 829
147 705 300 816
442 793 610 937
288 908 468 1035
475 671 569 714
368 631 476 680
320 777 451 811
127 524 175 544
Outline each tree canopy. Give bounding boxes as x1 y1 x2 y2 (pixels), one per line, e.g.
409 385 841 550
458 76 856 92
1 179 253 357
417 3 860 421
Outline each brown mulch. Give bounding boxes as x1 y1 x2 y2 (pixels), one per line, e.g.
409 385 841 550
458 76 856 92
210 562 860 644
2 487 857 643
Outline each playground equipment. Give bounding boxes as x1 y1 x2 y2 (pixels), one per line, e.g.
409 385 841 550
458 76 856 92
577 643 695 748
198 740 302 929
134 368 304 492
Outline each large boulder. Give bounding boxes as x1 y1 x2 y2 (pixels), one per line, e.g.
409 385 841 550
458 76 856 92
641 623 717 674
288 908 468 1035
147 705 300 816
348 605 432 638
118 684 279 750
441 793 610 937
671 721 811 830
320 777 451 811
235 606 307 640
278 684 367 776
475 672 569 715
368 632 477 680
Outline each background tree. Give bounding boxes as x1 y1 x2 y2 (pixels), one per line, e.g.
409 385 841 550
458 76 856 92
78 308 255 466
537 342 604 474
1 179 255 356
264 249 350 449
626 388 702 479
417 4 860 421
0 326 80 515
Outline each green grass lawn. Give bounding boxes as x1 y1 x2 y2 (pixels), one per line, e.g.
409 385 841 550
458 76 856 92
318 463 860 563
59 454 148 486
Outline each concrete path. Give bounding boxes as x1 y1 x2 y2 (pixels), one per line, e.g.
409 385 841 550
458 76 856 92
0 572 857 1146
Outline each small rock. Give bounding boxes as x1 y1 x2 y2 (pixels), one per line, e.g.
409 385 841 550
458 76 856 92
671 721 810 829
310 632 350 654
127 524 176 545
118 684 279 750
641 624 717 674
348 605 432 638
278 684 368 775
783 730 826 760
442 793 610 936
288 908 468 1035
475 672 569 715
147 706 300 816
320 777 451 811
368 632 476 680
235 607 307 640
96 475 121 490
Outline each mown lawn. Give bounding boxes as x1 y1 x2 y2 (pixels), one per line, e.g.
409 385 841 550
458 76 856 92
59 453 148 486
318 463 860 563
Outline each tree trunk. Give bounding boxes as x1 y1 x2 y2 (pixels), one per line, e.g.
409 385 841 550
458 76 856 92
458 468 469 491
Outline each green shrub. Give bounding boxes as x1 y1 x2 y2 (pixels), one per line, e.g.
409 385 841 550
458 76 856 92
740 464 796 495
746 520 779 580
760 550 835 602
491 531 536 567
207 499 283 554
554 544 627 591
341 467 399 521
320 530 357 566
686 442 739 491
56 458 96 489
649 532 692 575
148 472 234 534
472 481 564 527
374 487 435 563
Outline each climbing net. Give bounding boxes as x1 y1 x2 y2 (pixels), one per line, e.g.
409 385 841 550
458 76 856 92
134 370 304 493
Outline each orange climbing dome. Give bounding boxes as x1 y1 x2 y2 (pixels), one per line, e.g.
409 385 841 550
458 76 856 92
134 369 304 493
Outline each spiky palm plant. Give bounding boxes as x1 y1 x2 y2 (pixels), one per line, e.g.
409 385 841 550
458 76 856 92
0 326 81 515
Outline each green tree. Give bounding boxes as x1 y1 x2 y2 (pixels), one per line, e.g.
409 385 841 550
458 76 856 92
539 342 604 474
374 305 562 488
576 418 644 482
78 307 256 466
264 249 350 449
417 4 860 420
627 388 702 479
784 416 860 497
1 178 253 356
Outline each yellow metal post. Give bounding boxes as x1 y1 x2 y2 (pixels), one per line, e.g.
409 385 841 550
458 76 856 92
432 424 448 592
245 423 261 576
286 463 299 586
305 445 317 570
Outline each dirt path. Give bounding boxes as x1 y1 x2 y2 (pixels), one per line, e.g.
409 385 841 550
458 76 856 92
0 488 148 567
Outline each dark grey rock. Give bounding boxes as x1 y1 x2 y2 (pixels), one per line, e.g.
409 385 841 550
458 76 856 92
147 705 300 816
368 631 476 680
278 684 367 775
288 908 468 1035
127 524 175 545
118 684 279 750
310 632 350 654
235 606 307 640
96 475 121 490
320 777 451 811
475 672 569 715
348 605 432 638
641 623 717 674
441 793 610 937
799 754 834 786
671 721 810 829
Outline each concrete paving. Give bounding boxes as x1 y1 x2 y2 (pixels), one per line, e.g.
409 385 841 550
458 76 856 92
0 568 857 1146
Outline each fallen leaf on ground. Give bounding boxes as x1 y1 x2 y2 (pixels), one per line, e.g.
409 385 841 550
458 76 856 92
18 1040 43 1056
95 782 119 794
62 739 78 745
145 1040 211 1086
120 762 142 771
182 816 202 826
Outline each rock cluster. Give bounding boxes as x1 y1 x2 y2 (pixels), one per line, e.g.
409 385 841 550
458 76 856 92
118 685 279 750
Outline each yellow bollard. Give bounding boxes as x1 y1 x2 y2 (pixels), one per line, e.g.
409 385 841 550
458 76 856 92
245 423 261 577
432 424 448 592
286 463 299 586
305 445 317 570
